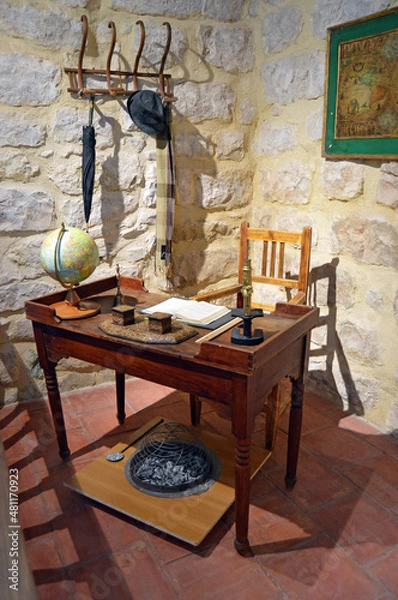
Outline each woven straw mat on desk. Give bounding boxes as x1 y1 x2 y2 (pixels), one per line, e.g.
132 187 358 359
99 317 197 344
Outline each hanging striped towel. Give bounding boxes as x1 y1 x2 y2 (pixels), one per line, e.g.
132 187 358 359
155 103 175 288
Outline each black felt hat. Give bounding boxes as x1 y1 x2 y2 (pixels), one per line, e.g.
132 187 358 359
127 90 167 135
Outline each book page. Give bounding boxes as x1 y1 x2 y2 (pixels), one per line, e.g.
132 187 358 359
142 297 229 325
178 302 229 324
142 297 192 316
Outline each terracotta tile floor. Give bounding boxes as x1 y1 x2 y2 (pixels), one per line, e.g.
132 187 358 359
1 379 397 600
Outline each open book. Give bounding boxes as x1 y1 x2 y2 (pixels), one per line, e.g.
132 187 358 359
142 297 230 326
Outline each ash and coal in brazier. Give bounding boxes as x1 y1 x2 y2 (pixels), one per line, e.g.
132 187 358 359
125 422 221 498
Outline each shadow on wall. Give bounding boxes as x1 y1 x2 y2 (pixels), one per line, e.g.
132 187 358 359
95 103 221 293
308 258 364 417
83 38 221 292
160 117 221 294
97 108 124 263
0 322 44 405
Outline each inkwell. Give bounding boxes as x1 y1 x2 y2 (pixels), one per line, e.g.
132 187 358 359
231 259 264 345
110 264 137 326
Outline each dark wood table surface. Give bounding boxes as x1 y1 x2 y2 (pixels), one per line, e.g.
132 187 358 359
25 276 319 555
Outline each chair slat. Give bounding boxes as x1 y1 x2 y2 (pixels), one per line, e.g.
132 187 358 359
252 274 300 288
261 241 268 277
247 229 303 244
270 241 277 277
278 242 285 278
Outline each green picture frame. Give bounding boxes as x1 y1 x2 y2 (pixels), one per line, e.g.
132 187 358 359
323 8 398 159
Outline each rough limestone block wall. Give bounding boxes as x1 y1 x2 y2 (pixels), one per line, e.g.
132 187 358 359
0 0 254 402
0 0 396 435
251 0 398 435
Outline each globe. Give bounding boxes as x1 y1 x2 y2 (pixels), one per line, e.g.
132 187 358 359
40 225 99 287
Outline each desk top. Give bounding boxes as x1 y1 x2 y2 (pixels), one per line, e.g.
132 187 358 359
25 276 319 377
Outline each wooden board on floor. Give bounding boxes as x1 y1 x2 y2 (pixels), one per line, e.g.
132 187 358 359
65 418 270 546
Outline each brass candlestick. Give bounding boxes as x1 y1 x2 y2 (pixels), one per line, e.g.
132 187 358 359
113 264 125 307
242 259 253 317
231 258 264 346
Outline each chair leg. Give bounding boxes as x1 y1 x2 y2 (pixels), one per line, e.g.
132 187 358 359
265 384 281 451
190 394 202 426
115 371 126 425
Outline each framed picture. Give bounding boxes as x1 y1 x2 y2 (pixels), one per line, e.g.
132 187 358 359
323 8 398 159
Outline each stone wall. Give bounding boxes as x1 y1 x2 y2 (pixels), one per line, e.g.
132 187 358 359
0 0 397 435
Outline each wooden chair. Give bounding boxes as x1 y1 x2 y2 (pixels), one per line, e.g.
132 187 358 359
190 222 312 450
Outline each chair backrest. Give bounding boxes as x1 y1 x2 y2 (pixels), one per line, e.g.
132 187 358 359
238 222 312 311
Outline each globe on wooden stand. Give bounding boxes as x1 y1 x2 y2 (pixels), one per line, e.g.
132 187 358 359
40 223 100 319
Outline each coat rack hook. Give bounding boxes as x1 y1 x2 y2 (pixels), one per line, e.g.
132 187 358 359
77 15 89 94
64 17 174 99
132 20 146 92
160 22 171 76
158 22 171 97
159 22 175 102
106 21 124 96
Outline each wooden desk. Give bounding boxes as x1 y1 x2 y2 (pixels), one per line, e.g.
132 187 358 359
25 276 319 555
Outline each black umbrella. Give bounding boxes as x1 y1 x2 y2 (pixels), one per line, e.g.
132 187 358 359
82 95 96 231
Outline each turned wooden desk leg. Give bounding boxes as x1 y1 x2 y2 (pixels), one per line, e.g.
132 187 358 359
115 371 126 425
285 375 304 489
43 363 70 460
234 437 253 557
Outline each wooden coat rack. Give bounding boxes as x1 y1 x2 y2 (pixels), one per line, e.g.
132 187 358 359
64 15 176 101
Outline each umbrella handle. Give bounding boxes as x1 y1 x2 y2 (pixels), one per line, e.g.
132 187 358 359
88 95 94 127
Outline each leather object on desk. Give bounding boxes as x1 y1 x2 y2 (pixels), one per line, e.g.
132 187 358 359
99 316 197 344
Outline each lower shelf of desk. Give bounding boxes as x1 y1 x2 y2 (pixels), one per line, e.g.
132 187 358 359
65 419 270 546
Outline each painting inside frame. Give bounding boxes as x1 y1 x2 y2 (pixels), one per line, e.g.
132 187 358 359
323 8 398 159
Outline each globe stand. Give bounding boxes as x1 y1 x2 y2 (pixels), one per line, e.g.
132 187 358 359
51 284 101 320
65 287 81 307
